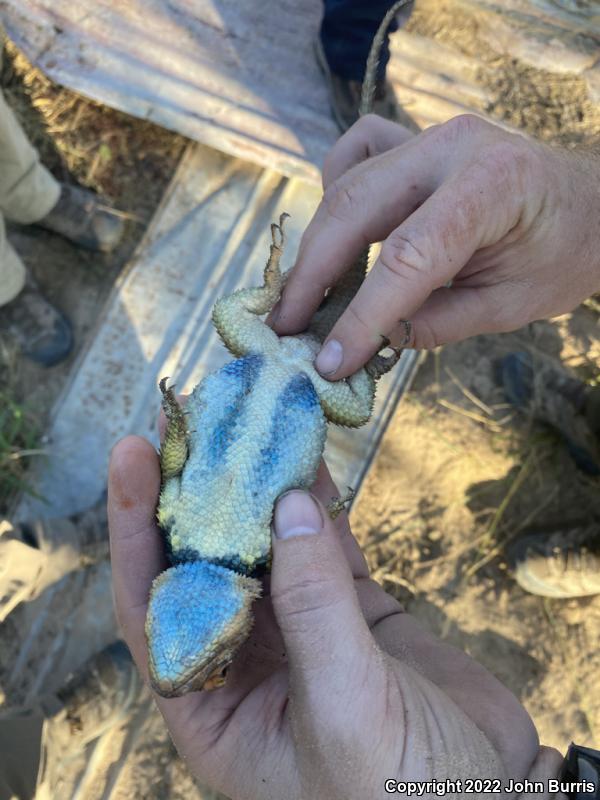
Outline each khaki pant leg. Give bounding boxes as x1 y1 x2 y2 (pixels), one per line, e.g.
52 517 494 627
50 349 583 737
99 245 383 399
0 89 59 225
0 210 26 306
0 715 42 800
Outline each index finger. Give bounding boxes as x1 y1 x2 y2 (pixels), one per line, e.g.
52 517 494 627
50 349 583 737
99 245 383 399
276 116 532 379
274 123 445 338
322 114 416 189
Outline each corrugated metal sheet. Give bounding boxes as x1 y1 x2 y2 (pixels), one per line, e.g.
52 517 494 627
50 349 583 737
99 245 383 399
2 1 597 181
0 0 494 183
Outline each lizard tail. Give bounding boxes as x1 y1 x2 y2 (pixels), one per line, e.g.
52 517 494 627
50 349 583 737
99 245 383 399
359 0 413 118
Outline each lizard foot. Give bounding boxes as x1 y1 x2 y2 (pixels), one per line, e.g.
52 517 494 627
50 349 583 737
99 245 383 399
146 561 261 697
327 487 355 519
158 377 189 480
365 336 404 381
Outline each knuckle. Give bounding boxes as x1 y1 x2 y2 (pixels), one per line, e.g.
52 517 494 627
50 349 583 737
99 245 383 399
352 113 385 140
464 131 543 197
322 177 364 223
477 141 521 180
475 137 541 192
437 113 488 142
322 117 380 186
272 574 340 629
356 112 380 129
379 231 433 286
410 318 441 350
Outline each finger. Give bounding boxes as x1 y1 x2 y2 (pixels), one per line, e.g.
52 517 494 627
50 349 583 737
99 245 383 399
314 155 526 378
270 491 382 711
386 282 518 350
274 133 437 336
322 114 415 189
108 435 165 679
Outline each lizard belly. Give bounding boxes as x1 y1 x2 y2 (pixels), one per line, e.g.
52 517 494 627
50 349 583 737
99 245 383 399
157 353 327 575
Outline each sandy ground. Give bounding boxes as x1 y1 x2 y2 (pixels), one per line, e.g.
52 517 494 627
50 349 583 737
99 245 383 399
0 3 599 798
354 325 600 752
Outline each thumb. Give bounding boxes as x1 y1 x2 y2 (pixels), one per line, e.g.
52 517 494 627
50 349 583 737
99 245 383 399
270 491 377 702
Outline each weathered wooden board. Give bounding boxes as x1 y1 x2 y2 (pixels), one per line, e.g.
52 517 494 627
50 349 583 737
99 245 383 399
457 0 600 99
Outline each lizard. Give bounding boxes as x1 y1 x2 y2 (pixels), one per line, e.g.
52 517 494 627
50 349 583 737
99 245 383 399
145 0 411 698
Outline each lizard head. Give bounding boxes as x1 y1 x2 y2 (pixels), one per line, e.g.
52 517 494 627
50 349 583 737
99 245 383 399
145 561 261 697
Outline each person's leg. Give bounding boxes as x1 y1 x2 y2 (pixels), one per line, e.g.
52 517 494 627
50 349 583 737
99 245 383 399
0 78 123 251
317 0 418 132
320 0 399 82
0 89 60 225
0 208 73 367
0 210 26 306
0 84 122 363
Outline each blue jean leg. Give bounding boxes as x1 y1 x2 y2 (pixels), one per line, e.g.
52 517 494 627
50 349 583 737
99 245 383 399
320 0 400 81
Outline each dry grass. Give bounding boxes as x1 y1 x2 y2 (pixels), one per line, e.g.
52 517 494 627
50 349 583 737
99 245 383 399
1 40 187 220
0 343 43 511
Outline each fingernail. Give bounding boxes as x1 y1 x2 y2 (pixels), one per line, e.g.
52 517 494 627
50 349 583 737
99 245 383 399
274 491 323 539
316 339 343 375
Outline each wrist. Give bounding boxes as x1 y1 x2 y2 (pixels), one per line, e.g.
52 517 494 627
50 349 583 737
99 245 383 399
560 146 600 291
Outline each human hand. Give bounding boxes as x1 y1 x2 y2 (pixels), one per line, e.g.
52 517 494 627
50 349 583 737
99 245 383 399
108 436 562 799
272 114 600 379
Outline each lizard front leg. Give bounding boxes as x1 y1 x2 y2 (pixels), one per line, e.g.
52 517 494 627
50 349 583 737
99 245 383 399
327 487 356 519
158 377 188 480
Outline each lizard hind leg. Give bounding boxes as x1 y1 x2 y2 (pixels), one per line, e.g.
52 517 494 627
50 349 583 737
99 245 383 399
310 336 403 427
212 213 290 357
159 377 189 480
365 334 405 381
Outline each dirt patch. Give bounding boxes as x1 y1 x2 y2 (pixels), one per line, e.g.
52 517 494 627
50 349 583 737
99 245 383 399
408 0 600 145
354 320 600 749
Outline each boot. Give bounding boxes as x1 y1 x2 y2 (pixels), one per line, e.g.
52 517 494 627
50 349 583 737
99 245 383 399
36 183 125 253
507 526 600 598
0 270 73 367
